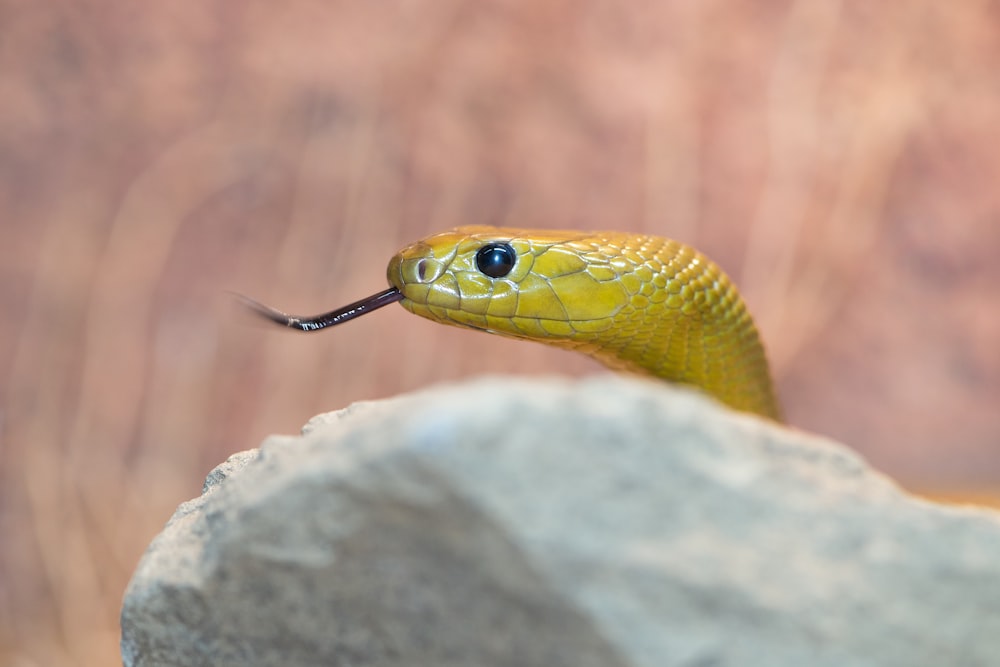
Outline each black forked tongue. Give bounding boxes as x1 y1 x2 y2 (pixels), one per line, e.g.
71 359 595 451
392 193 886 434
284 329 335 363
236 288 403 332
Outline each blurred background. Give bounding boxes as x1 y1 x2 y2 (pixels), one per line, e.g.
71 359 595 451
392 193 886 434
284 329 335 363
2 0 999 664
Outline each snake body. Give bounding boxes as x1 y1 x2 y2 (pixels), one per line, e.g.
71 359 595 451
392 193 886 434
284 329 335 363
245 225 781 421
392 226 780 420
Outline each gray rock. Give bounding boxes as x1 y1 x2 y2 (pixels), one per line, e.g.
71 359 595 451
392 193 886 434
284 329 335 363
121 375 1000 667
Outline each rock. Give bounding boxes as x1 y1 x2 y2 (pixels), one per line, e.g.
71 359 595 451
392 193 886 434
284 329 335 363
121 375 1000 667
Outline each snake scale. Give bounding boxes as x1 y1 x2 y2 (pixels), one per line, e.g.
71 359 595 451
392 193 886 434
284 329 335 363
242 226 781 421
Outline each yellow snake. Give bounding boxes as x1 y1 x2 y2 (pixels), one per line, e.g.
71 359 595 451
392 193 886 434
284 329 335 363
242 226 781 421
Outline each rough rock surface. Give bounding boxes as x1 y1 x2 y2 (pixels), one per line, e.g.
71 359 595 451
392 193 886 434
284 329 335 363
121 375 1000 667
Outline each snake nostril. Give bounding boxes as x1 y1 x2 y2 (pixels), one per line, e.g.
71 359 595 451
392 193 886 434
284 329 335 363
417 259 428 282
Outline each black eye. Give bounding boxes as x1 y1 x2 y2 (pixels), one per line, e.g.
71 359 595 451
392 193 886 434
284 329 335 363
475 243 516 278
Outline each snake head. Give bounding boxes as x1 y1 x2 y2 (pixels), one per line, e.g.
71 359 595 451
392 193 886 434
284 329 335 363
386 226 631 342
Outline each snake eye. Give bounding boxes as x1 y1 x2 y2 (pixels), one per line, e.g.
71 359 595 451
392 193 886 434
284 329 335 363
475 243 516 278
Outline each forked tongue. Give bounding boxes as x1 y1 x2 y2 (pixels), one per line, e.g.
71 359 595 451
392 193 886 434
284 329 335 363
235 288 403 332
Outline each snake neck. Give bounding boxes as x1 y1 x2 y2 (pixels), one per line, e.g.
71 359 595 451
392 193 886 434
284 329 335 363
558 238 781 421
577 298 781 421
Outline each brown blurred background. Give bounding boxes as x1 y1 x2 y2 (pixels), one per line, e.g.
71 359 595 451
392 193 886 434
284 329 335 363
2 1 999 664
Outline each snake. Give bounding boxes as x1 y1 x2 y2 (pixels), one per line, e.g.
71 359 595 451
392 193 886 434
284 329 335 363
241 226 781 421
